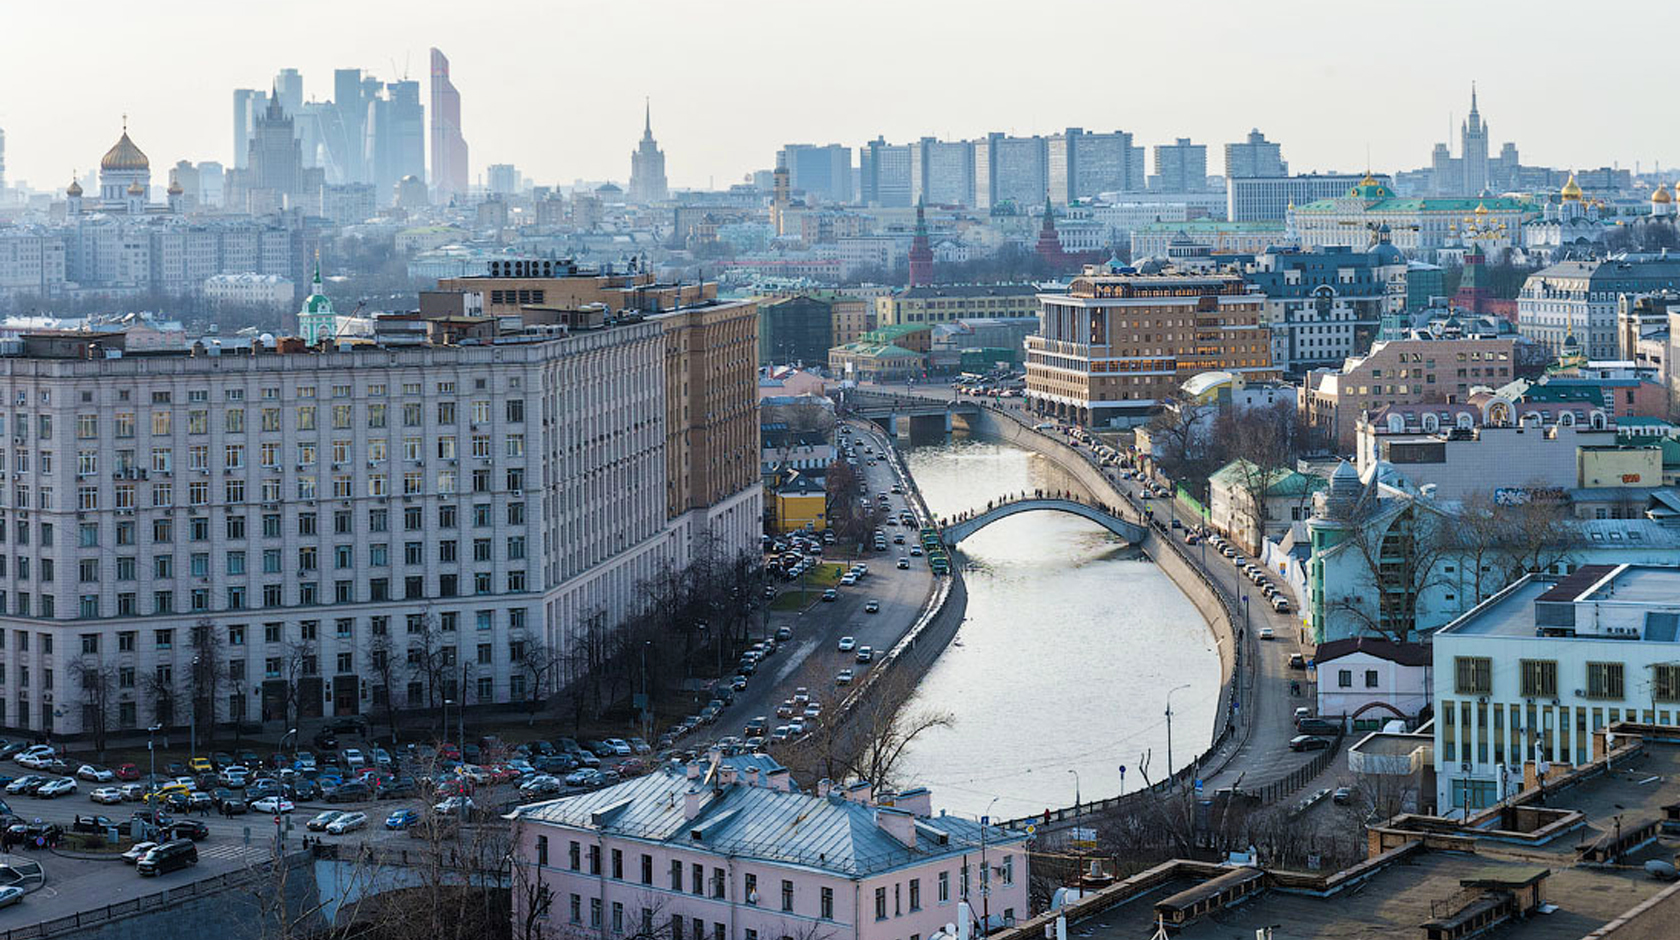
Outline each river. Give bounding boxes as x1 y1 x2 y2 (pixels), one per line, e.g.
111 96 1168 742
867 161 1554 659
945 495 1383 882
896 433 1221 821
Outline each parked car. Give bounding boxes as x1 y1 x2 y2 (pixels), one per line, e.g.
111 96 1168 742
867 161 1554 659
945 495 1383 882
326 812 368 835
433 796 476 816
307 810 345 832
385 808 421 831
76 764 116 783
251 796 294 814
114 763 140 781
1289 735 1331 752
325 780 372 803
37 778 77 799
1297 718 1340 736
0 885 23 909
1288 653 1307 670
1332 787 1353 806
163 819 209 841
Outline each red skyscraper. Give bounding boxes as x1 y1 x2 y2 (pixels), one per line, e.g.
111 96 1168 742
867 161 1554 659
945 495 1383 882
430 48 468 198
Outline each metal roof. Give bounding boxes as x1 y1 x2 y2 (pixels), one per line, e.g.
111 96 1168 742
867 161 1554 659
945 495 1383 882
512 765 1019 878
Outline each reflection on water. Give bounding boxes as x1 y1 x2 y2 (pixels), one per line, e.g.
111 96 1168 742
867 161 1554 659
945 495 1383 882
896 436 1219 820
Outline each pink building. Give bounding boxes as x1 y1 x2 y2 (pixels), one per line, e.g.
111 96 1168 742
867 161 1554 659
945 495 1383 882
510 756 1029 940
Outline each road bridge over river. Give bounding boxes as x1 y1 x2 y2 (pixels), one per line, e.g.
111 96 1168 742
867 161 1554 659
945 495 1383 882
940 496 1147 547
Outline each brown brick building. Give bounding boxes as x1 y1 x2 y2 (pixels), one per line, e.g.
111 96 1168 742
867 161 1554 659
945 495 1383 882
1025 266 1277 426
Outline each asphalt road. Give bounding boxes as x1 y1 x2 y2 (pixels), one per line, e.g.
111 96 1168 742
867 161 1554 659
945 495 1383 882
702 421 936 746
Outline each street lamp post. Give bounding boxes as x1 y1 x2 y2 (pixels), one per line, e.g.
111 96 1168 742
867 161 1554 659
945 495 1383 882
1165 684 1192 787
190 655 200 760
145 722 163 826
1067 769 1082 854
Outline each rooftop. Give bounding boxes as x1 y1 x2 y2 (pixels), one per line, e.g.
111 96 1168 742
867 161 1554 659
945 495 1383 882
513 763 1018 878
1442 565 1680 639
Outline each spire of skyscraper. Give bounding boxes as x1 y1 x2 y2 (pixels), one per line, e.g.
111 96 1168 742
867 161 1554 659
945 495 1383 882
629 97 668 204
644 97 652 139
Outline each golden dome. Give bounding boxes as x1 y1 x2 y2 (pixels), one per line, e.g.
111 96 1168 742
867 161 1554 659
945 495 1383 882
126 181 145 196
1560 173 1583 201
101 130 150 172
166 180 183 195
1653 184 1672 204
66 179 83 197
1474 201 1489 216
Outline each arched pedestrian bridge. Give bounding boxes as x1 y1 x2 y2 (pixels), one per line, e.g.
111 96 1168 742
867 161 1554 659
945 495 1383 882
940 497 1147 547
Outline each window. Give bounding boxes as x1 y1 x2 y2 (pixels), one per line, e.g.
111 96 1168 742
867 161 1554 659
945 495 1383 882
781 879 794 911
588 844 601 875
875 887 887 921
937 871 949 903
568 841 580 871
712 867 725 899
640 854 653 885
1454 656 1492 695
670 859 682 890
745 873 758 905
536 836 548 866
1656 664 1680 703
821 886 834 919
1586 662 1625 700
1337 669 1352 688
1520 659 1558 698
1365 669 1379 689
910 878 921 911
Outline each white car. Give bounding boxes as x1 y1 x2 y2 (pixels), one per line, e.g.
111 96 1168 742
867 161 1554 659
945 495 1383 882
1258 626 1275 640
252 796 295 814
434 796 475 816
604 738 632 756
306 810 345 832
0 885 21 909
837 636 856 652
836 669 855 685
121 841 159 864
90 786 126 804
456 764 491 785
76 764 115 783
36 777 76 798
325 811 368 835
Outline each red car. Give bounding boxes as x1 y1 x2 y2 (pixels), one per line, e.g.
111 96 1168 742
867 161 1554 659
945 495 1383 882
488 765 519 784
114 763 141 781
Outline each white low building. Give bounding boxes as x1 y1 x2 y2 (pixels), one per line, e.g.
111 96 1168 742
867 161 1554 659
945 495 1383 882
1314 636 1432 731
203 273 294 312
1432 563 1680 813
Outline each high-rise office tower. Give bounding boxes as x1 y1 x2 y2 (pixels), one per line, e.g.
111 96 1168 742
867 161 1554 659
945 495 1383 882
1151 138 1208 192
775 144 853 204
366 81 425 202
860 137 913 208
231 88 268 169
628 99 668 204
429 48 468 198
910 137 976 207
332 69 369 183
1047 128 1145 204
1224 129 1287 179
273 68 304 116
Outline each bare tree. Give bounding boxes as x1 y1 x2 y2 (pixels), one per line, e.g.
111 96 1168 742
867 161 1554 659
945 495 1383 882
189 618 225 748
367 628 402 743
70 657 116 760
1325 499 1456 643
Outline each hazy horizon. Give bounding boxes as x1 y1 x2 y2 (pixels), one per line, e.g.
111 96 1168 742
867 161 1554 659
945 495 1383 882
5 0 1679 192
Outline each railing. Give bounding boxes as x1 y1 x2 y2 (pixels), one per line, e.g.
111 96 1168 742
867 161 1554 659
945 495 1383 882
1 851 311 940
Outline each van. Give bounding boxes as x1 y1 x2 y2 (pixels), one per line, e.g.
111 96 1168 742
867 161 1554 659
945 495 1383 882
1271 596 1291 614
136 839 199 876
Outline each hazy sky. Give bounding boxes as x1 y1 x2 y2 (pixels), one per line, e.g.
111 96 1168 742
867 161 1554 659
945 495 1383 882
4 0 1679 191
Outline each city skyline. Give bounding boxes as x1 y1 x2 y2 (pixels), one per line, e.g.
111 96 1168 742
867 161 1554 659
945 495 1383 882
5 0 1680 193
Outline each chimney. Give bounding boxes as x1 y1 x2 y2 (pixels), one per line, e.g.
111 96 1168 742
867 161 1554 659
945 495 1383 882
874 807 917 848
889 787 933 818
767 767 793 792
684 787 705 821
745 766 762 788
686 761 703 780
718 764 738 787
817 778 833 798
847 780 873 805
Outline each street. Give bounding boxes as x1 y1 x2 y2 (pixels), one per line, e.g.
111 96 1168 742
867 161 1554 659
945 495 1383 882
699 419 937 747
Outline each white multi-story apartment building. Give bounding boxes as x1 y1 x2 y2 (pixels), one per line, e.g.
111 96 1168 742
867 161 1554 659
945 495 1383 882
203 273 295 311
0 317 723 740
1433 564 1680 812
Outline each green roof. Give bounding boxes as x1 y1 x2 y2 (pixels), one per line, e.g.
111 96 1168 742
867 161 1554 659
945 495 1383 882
833 342 920 360
1295 196 1531 214
1616 416 1675 427
860 323 933 343
1209 459 1327 497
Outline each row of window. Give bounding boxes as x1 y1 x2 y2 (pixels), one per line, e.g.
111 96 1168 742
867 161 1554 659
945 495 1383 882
0 502 525 551
37 568 531 619
1453 655 1654 700
62 607 530 656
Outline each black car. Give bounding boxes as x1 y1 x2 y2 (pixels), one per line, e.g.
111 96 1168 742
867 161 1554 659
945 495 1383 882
137 839 198 876
247 779 282 800
325 780 371 803
211 751 236 770
212 788 248 814
0 743 24 760
1296 718 1340 736
375 778 417 800
1289 735 1332 752
163 819 209 841
290 778 321 801
312 730 339 751
71 814 119 834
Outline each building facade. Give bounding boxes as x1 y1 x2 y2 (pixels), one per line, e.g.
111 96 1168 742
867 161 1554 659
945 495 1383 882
1518 258 1680 361
1301 335 1516 451
629 101 669 205
429 48 469 199
1226 174 1374 223
1432 565 1680 811
1223 129 1286 180
510 760 1031 940
1244 243 1407 374
1025 265 1276 426
876 284 1041 327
